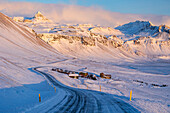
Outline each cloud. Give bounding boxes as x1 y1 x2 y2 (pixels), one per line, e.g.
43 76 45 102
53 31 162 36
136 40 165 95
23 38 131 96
0 1 170 27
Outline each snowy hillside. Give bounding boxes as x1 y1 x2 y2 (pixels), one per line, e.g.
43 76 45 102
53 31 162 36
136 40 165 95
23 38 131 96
0 12 169 113
89 27 123 36
14 14 170 60
0 12 67 112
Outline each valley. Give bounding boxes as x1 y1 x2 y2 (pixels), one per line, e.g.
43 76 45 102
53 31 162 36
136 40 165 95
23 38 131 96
0 11 169 113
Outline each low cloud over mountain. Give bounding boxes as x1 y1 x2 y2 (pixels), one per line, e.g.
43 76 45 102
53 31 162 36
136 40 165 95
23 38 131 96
0 1 170 27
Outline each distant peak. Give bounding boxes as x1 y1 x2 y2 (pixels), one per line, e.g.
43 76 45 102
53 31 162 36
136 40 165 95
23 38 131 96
34 11 44 18
148 21 154 26
159 24 170 28
37 11 42 14
115 20 155 29
134 20 154 26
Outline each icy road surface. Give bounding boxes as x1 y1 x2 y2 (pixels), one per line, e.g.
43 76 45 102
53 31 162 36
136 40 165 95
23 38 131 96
27 67 140 113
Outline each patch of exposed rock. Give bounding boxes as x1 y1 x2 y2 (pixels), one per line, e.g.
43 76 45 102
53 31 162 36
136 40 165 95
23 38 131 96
37 33 123 48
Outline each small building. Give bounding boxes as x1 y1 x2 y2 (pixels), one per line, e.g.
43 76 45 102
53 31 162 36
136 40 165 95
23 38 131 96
79 72 88 78
69 71 75 74
69 74 79 79
57 69 64 73
63 70 70 74
100 73 105 78
52 68 61 72
56 68 60 72
104 74 111 79
75 72 79 74
88 74 97 80
100 73 111 79
52 68 58 71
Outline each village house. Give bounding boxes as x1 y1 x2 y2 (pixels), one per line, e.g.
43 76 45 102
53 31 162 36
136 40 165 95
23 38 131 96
68 74 79 79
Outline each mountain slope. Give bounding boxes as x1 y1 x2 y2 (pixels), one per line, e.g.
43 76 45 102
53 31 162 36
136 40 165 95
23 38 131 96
0 12 69 112
114 21 170 57
115 20 170 37
0 12 64 88
13 13 169 60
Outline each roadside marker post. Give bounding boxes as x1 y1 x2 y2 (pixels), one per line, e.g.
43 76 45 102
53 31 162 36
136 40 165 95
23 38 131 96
100 85 101 92
130 90 132 101
54 87 56 92
39 94 41 102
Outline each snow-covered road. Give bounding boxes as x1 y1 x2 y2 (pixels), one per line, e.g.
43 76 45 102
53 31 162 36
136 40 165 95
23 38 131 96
29 67 140 113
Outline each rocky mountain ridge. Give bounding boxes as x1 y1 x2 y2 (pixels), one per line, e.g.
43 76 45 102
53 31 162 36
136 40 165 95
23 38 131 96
13 11 52 23
12 12 170 59
115 20 170 37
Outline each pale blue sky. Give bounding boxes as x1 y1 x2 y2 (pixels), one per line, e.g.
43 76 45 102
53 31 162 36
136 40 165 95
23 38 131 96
9 0 170 16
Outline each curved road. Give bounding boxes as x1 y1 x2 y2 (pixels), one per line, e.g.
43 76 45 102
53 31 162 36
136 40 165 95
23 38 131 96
31 67 140 113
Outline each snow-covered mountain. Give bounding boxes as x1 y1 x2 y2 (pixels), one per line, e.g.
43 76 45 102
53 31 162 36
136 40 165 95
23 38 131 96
13 11 52 23
113 20 170 57
89 26 123 36
115 20 170 37
1 12 170 113
16 16 169 59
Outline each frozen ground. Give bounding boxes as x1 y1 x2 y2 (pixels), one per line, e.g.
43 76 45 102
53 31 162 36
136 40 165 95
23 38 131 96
0 12 170 113
35 57 170 113
25 67 140 113
1 57 169 112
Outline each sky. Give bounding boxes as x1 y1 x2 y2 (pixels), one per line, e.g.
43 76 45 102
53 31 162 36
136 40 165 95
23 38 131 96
8 0 170 16
0 0 170 27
